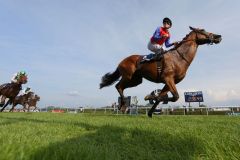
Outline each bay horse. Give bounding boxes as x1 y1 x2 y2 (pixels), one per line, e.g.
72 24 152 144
0 74 28 112
9 91 34 112
100 26 222 117
26 94 40 112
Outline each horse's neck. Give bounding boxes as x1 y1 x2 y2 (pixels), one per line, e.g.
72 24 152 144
15 96 24 103
35 97 40 101
8 83 21 95
18 95 26 100
12 83 21 89
177 33 198 65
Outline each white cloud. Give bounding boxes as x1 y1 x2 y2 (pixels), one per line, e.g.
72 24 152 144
206 89 240 103
67 91 80 97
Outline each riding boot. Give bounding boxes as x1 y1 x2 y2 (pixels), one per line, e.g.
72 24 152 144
140 53 154 64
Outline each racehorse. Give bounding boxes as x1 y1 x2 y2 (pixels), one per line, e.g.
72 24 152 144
100 26 222 117
0 74 28 112
9 91 34 112
26 94 40 112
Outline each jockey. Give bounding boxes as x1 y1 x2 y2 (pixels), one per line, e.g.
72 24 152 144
11 71 27 83
141 17 178 62
22 87 31 95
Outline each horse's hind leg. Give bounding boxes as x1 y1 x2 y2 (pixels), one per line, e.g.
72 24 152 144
0 96 6 107
22 104 28 112
115 75 142 112
115 80 125 110
0 99 11 112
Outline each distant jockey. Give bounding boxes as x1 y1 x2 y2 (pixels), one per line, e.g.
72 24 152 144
22 87 31 95
11 71 27 83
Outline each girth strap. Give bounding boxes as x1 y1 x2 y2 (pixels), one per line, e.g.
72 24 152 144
156 60 162 82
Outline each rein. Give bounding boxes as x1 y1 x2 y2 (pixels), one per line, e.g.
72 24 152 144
178 30 214 45
175 49 190 65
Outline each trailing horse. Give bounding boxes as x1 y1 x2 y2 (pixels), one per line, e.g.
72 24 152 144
9 91 34 112
100 27 222 117
26 94 40 112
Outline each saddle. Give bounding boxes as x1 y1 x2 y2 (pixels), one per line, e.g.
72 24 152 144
140 48 168 63
137 55 164 82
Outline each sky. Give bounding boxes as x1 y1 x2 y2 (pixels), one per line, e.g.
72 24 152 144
0 0 240 108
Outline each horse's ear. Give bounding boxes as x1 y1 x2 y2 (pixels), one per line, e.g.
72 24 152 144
189 26 195 31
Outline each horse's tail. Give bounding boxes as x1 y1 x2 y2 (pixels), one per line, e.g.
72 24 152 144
100 68 121 89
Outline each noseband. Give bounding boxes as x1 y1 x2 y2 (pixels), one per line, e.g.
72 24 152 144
194 30 214 45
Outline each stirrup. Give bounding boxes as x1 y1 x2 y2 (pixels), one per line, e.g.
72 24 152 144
140 58 150 64
140 54 153 63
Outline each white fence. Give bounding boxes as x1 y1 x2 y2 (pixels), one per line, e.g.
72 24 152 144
38 105 240 116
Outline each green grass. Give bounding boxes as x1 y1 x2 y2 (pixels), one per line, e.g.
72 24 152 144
0 113 239 160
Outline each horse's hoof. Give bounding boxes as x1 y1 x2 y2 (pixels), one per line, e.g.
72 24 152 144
144 96 149 101
148 113 152 118
144 94 153 101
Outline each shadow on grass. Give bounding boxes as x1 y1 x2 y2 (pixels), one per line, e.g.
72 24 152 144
32 124 204 160
0 116 205 160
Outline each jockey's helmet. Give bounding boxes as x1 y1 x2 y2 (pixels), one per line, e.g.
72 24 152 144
19 71 26 76
26 87 31 92
163 17 172 26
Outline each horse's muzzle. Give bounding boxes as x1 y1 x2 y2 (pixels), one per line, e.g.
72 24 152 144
213 34 222 44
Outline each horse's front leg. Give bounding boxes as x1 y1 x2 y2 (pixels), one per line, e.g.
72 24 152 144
148 101 160 118
147 85 170 117
9 104 16 112
163 78 179 102
144 93 157 102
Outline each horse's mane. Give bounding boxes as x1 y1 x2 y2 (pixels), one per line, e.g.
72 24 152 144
169 31 194 51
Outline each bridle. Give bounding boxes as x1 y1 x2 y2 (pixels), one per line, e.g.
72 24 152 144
194 30 215 45
175 29 215 65
180 30 215 45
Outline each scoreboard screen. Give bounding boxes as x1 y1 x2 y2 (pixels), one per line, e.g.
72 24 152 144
184 91 204 102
